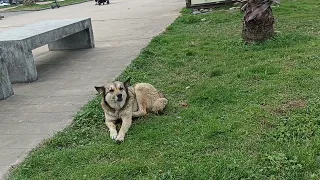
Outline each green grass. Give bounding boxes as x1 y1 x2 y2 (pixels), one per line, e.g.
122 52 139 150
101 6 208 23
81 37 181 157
0 5 12 9
5 0 89 11
8 0 320 179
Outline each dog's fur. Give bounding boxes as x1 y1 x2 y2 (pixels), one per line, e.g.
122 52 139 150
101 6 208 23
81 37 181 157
95 78 168 142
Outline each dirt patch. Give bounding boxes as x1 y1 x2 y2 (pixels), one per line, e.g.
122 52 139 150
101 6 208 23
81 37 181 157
283 99 307 110
260 118 276 130
262 99 307 116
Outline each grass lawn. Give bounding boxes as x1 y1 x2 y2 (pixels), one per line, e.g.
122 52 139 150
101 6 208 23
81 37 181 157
8 0 320 179
5 0 89 11
0 5 12 9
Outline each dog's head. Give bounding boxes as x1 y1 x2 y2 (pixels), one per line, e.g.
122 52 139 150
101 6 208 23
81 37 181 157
95 78 131 109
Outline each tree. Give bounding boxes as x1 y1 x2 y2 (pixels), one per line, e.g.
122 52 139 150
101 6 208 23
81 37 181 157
241 0 280 43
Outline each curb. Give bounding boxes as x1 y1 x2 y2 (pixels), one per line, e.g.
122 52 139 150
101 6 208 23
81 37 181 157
4 0 91 12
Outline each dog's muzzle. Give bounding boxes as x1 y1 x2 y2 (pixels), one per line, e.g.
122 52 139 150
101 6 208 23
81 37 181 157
117 94 123 102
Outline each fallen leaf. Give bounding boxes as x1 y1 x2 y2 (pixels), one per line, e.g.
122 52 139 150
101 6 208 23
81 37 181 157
181 102 189 107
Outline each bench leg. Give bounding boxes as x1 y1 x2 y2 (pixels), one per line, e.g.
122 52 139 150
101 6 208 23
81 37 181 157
48 28 95 50
1 45 38 83
0 58 14 100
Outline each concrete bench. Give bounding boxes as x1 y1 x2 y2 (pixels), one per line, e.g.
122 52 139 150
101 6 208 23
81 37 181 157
0 18 95 100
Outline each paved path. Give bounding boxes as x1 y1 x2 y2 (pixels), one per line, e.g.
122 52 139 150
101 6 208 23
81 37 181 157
0 0 183 178
0 11 29 17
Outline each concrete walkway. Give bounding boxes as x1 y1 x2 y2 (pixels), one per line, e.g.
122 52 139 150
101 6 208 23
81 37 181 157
0 0 183 178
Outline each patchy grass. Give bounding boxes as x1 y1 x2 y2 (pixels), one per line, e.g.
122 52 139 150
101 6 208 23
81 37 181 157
5 0 89 11
8 0 320 179
0 5 12 9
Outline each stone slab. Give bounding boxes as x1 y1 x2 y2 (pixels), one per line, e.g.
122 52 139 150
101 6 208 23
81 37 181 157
0 18 95 99
0 18 92 42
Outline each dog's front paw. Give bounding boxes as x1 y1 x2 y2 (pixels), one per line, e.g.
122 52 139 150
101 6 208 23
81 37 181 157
110 131 118 140
115 135 124 143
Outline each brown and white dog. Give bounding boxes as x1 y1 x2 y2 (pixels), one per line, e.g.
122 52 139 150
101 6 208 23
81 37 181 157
95 78 168 142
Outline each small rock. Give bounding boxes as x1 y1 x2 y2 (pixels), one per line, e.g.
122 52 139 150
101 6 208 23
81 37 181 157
233 2 240 6
192 10 201 15
200 8 209 13
186 86 190 89
229 7 240 11
201 18 206 22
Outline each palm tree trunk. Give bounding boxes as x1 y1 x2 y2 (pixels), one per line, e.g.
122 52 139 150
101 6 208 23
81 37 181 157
242 1 275 43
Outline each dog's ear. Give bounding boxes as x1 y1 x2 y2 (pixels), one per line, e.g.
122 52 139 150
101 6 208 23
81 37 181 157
94 86 105 94
124 77 131 88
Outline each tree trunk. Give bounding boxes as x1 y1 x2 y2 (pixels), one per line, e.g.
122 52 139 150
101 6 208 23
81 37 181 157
242 2 275 43
23 0 35 5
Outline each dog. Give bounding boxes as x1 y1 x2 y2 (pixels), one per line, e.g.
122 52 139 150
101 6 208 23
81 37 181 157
94 78 168 142
95 0 109 5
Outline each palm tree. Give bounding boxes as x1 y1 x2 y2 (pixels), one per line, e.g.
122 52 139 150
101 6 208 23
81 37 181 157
241 0 280 43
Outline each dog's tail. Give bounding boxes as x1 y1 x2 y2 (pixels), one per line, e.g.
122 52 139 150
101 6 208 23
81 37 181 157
153 98 168 114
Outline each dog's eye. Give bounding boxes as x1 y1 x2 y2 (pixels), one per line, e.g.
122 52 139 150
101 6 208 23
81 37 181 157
109 89 114 92
119 87 124 91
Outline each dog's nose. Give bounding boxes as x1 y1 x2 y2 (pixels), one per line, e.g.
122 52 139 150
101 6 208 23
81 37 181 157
116 94 123 102
117 94 123 102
